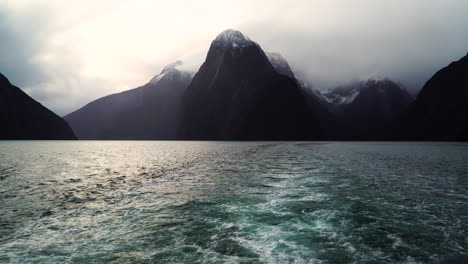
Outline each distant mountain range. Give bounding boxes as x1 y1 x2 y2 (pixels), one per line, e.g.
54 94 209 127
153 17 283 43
1 30 467 141
0 73 76 140
315 78 414 140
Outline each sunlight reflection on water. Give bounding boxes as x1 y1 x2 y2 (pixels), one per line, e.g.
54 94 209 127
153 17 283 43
0 141 467 263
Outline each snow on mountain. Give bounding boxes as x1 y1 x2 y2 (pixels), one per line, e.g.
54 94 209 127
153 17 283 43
180 29 319 140
321 78 408 105
331 89 359 104
266 52 295 78
321 83 361 105
149 60 190 85
65 60 193 140
149 72 168 85
213 29 252 47
161 60 183 73
208 29 258 58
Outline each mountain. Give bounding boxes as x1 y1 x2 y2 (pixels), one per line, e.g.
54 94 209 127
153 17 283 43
180 29 320 140
0 73 76 140
399 53 468 141
321 82 361 105
266 52 295 78
267 53 337 136
266 52 334 120
64 62 192 139
343 78 413 123
320 78 413 139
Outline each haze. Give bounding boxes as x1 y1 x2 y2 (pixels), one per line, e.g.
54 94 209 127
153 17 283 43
1 0 467 115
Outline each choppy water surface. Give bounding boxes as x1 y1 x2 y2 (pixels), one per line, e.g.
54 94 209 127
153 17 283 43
0 141 467 263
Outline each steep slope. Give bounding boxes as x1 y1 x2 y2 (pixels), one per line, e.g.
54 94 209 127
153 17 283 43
180 29 320 140
267 53 337 137
319 78 413 139
344 79 413 139
0 73 76 140
266 52 296 78
322 82 361 105
344 79 413 123
64 62 192 139
399 53 468 141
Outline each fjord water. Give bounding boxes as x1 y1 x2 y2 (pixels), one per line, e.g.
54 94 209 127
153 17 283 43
0 142 467 263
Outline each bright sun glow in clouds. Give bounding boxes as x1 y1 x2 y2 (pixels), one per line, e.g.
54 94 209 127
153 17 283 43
1 0 467 115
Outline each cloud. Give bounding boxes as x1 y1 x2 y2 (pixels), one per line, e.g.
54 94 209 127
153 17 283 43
238 0 468 90
0 8 50 87
0 1 151 116
0 0 467 115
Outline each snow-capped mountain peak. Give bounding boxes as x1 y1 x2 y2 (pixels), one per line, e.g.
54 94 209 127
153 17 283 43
161 60 183 74
321 78 411 105
214 29 251 46
149 61 190 85
206 29 259 58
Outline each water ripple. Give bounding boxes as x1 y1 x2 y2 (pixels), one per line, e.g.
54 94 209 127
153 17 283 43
0 141 467 263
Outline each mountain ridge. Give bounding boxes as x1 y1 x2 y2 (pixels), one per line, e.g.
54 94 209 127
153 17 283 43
64 62 192 139
0 73 77 140
397 53 468 141
7 29 465 142
180 29 320 140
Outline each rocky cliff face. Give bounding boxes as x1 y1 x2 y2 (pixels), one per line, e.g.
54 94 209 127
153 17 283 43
179 29 320 140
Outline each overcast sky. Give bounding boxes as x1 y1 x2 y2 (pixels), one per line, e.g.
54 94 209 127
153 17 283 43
1 0 467 115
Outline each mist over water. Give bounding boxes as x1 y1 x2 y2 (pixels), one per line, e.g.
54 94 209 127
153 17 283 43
0 141 467 263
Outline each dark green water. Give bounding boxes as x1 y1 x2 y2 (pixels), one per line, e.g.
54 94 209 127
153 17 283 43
0 141 467 263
